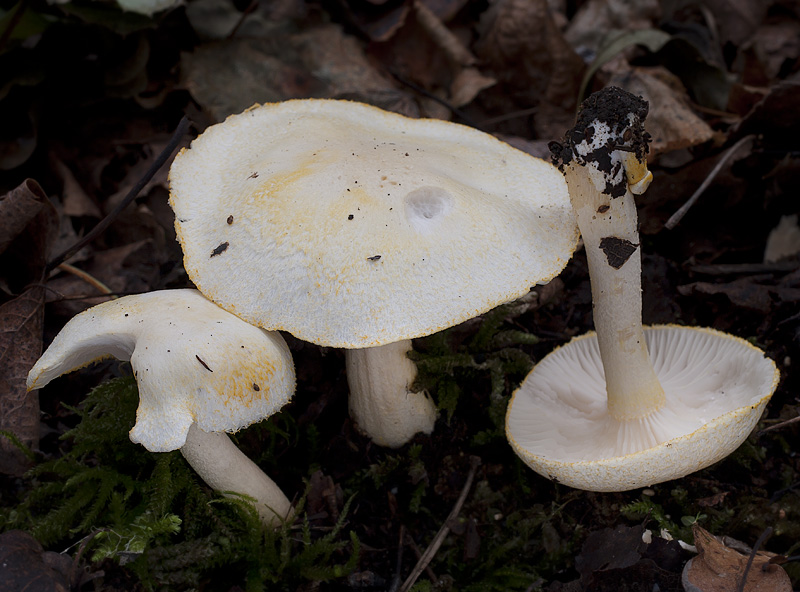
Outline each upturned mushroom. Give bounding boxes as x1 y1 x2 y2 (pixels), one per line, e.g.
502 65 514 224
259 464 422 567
505 87 780 491
27 289 295 524
168 99 578 448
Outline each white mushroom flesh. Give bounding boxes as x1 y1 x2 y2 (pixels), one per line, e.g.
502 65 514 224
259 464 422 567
27 289 295 524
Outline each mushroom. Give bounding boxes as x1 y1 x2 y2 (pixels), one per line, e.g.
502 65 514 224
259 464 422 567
505 87 780 491
168 99 578 448
27 289 295 524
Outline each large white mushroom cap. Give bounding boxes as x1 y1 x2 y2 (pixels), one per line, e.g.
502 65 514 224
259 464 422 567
27 289 295 452
169 99 578 348
506 325 780 491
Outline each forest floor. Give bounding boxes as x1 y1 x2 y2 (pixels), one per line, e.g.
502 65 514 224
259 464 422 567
0 0 799 590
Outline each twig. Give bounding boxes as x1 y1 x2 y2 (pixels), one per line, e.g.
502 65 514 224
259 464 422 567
736 527 772 592
387 525 406 592
46 116 191 271
228 0 258 40
388 69 482 130
480 106 539 127
404 530 438 583
0 0 28 53
413 0 474 67
56 263 115 297
398 456 481 592
664 134 755 230
759 414 800 436
68 529 108 588
688 259 799 276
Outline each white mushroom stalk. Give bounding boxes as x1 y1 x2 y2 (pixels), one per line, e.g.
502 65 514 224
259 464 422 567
556 88 664 426
505 87 780 491
346 340 437 448
27 289 295 525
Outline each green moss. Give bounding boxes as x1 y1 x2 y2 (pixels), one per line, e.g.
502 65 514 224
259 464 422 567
2 376 359 590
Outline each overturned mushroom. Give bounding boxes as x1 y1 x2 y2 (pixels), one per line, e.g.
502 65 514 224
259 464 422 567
27 289 296 524
505 87 780 491
169 99 578 448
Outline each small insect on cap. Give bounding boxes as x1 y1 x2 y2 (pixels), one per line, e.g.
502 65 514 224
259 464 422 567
169 99 579 348
27 289 295 452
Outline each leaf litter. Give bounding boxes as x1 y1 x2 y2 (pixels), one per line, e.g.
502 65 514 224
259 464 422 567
0 0 799 589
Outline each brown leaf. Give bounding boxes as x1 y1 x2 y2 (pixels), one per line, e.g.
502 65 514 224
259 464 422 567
0 530 72 592
609 67 716 157
180 37 320 122
699 0 768 46
678 276 800 313
341 0 411 42
564 0 661 56
683 524 792 592
293 24 415 113
0 179 49 256
575 524 647 580
697 492 730 508
52 158 102 219
0 180 58 475
476 0 585 139
750 18 800 82
733 77 800 144
449 67 496 107
0 286 46 475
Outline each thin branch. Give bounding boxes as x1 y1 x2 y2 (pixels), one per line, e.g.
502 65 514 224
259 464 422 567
398 456 480 592
664 134 755 230
758 414 800 436
389 69 482 130
56 263 114 297
736 527 772 592
387 525 406 592
0 0 29 53
46 116 191 271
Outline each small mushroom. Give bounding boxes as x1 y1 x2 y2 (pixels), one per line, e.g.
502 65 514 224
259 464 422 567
27 289 295 524
169 99 578 448
505 87 780 491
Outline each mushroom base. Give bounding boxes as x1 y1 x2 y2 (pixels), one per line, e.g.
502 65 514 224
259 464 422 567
505 325 779 491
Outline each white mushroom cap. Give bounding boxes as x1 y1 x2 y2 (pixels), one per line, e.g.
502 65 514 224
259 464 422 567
506 325 780 491
27 289 295 452
169 99 578 348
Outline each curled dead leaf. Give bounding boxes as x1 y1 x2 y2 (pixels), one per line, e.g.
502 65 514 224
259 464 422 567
682 524 792 592
609 67 716 157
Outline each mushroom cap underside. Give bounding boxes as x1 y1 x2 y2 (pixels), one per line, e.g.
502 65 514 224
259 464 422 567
505 325 780 491
27 289 295 452
169 99 578 348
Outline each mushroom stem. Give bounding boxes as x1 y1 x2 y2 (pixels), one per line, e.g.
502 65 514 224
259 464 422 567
180 423 293 524
26 290 296 527
346 340 437 448
556 87 664 421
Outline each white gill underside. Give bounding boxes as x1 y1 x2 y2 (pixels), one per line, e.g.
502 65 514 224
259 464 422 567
507 326 777 461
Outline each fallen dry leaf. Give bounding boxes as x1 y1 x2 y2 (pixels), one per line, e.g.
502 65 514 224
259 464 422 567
476 0 585 139
0 287 47 475
0 180 58 475
609 66 716 157
180 37 320 122
682 524 792 592
0 179 50 256
292 24 416 114
564 0 661 56
52 158 102 219
0 530 74 592
764 215 800 263
699 0 768 46
678 274 800 314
